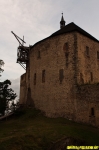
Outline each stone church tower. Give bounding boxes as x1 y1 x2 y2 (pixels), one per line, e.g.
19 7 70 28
19 15 99 127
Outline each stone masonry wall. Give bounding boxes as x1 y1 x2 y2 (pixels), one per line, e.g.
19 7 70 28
77 32 99 84
75 84 99 127
29 32 77 119
19 30 99 127
20 73 27 104
73 33 99 127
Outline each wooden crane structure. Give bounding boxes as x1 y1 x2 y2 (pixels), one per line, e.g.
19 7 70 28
11 31 29 70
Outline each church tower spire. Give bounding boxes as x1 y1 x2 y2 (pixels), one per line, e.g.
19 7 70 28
60 13 65 29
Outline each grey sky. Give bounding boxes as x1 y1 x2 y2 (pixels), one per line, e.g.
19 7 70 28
0 0 99 96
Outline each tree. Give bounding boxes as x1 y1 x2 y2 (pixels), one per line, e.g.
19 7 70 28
0 80 17 115
0 59 4 77
0 59 17 115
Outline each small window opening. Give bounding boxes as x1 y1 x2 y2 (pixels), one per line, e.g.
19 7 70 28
65 42 68 52
28 88 30 91
80 73 84 84
42 70 45 83
37 51 41 59
63 43 69 67
90 72 93 82
63 42 68 53
59 69 64 84
91 107 94 116
86 46 89 56
97 51 99 59
34 73 36 85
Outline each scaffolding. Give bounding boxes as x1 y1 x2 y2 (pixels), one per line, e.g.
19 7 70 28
11 31 29 70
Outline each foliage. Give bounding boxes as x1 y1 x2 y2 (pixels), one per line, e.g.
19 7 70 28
0 80 17 115
0 59 4 77
0 98 6 116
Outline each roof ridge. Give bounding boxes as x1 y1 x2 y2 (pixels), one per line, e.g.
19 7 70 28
50 22 99 42
32 22 99 48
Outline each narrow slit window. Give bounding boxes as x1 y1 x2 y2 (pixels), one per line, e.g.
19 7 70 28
42 70 45 83
80 73 84 84
65 42 68 52
63 42 68 53
91 107 94 116
86 46 89 56
97 51 99 59
59 69 64 84
34 73 36 85
90 72 93 81
37 51 41 59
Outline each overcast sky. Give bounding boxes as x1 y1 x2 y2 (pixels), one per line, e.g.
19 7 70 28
0 0 99 97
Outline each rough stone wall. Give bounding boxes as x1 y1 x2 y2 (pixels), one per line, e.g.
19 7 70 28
74 33 99 126
19 30 99 127
75 84 99 127
20 73 27 104
20 62 34 106
77 32 99 84
29 32 77 119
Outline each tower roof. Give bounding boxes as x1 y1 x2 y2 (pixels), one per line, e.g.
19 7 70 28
32 22 99 47
51 22 99 42
60 13 65 22
60 13 65 29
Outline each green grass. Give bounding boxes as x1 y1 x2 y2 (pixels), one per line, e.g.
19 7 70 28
0 108 99 150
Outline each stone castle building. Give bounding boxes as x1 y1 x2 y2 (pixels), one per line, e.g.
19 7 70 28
19 14 99 127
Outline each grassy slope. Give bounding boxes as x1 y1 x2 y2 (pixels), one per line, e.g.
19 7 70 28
0 108 99 150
